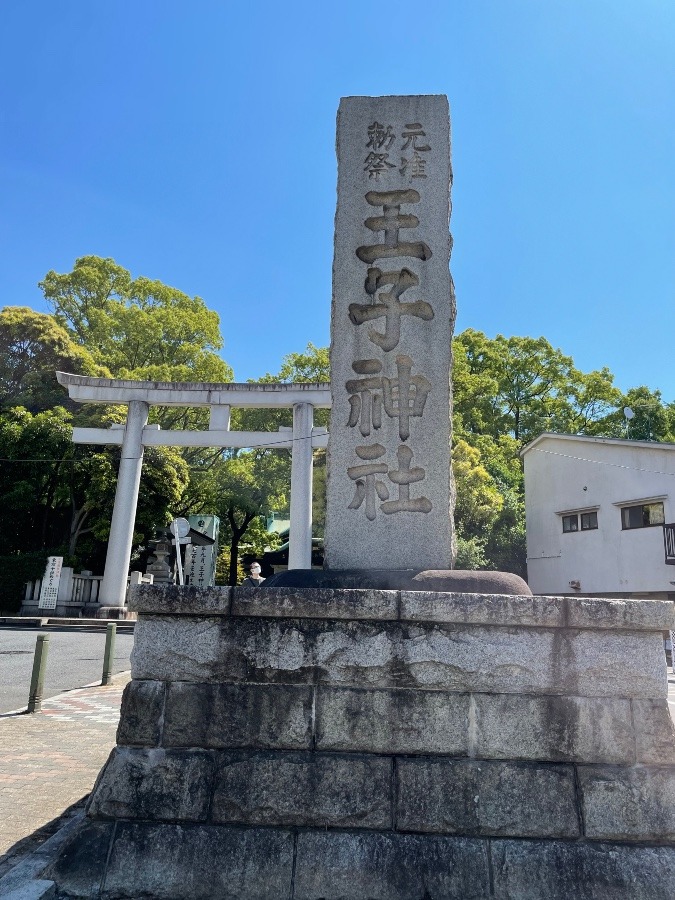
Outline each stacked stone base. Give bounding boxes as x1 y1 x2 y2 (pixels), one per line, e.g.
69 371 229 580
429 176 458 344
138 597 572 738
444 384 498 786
46 585 675 899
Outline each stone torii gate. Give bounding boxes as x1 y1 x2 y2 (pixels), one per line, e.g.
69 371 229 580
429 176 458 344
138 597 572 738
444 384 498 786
56 372 331 610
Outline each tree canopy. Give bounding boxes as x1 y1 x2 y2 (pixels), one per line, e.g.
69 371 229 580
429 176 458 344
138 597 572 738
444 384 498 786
39 256 232 383
2 253 674 606
0 307 103 412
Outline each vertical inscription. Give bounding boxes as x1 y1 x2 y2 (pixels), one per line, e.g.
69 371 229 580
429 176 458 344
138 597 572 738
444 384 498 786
348 125 436 520
327 96 454 569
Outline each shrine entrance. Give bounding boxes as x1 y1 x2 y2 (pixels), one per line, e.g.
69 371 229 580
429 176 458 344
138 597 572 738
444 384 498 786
56 372 331 609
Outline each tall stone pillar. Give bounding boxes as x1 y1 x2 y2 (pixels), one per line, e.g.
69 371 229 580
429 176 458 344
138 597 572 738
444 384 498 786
288 402 314 570
99 400 149 607
325 95 455 570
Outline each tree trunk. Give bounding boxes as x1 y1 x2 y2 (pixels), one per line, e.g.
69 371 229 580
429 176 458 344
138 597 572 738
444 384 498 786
227 508 256 586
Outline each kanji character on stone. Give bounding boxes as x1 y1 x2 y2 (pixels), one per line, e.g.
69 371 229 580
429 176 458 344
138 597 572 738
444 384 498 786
367 122 396 150
381 445 432 515
347 355 431 440
363 152 395 180
401 123 430 152
347 443 389 521
346 359 383 437
348 268 434 352
356 190 432 264
400 151 428 180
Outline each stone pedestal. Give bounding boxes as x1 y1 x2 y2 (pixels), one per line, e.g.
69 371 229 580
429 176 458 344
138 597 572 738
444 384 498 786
45 585 675 899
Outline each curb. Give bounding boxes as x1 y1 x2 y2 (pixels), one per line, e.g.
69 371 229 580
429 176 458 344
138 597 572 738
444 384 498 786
0 670 131 720
0 812 84 897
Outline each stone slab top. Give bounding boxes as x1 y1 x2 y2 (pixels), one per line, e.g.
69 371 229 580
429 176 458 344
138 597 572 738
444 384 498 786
128 584 675 632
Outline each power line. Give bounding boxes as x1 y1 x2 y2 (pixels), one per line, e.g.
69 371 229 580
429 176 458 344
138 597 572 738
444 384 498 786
533 447 675 478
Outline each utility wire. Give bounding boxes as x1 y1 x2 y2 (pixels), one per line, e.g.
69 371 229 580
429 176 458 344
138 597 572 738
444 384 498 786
532 447 675 478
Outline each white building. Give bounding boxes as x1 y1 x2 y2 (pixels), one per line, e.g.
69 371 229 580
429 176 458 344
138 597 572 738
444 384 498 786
521 433 675 599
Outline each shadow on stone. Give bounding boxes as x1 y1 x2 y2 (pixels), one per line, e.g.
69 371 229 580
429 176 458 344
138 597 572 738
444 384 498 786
263 567 531 595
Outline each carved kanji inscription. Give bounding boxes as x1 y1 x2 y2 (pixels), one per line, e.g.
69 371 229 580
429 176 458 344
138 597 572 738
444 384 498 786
356 190 432 264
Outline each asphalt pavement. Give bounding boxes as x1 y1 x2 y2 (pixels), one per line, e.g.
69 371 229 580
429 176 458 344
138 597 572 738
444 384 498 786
0 627 134 714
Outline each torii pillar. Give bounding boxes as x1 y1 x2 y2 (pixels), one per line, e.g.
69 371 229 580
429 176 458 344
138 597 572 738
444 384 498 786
100 400 149 609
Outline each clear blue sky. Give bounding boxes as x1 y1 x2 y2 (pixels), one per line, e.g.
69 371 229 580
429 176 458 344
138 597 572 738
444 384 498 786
1 1 673 400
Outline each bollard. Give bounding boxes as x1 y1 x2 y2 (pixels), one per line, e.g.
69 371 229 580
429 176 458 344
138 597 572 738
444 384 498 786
101 622 117 685
27 633 50 713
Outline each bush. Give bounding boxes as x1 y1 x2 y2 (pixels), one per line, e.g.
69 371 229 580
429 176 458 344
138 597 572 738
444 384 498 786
0 552 50 614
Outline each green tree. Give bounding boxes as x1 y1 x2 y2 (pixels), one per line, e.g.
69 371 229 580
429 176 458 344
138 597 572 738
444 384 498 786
0 307 103 412
453 329 621 443
602 386 674 443
0 406 187 565
39 256 231 382
212 450 288 585
39 256 233 435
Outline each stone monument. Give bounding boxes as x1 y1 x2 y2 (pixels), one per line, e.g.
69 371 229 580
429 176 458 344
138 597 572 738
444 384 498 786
326 95 454 570
24 96 675 900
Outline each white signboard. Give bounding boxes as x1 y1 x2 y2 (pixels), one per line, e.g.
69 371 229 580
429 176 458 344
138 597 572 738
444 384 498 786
38 556 63 610
185 545 217 588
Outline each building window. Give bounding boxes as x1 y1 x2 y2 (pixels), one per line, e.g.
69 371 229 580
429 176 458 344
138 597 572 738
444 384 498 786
621 502 665 530
580 511 598 530
561 510 598 533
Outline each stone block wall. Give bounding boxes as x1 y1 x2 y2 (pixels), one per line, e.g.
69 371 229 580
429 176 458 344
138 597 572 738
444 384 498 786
47 585 675 899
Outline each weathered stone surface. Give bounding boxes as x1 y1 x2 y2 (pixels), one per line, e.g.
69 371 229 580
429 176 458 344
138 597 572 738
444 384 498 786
579 766 675 840
401 591 562 627
325 95 454 572
211 751 392 828
87 748 213 822
162 682 313 750
293 831 491 900
491 839 675 900
116 680 164 747
565 596 675 631
102 823 294 899
633 699 675 763
129 583 231 615
2 881 56 900
473 693 635 764
131 615 223 681
44 819 112 898
561 629 667 698
232 586 399 620
132 615 667 697
397 759 579 838
316 686 469 754
410 570 531 595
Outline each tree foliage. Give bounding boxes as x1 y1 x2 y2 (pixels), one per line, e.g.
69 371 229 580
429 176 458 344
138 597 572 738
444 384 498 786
39 256 232 383
0 307 103 412
454 329 621 443
5 254 675 590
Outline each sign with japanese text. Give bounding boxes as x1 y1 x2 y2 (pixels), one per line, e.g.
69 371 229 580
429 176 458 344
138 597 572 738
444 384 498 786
38 556 63 610
326 96 455 570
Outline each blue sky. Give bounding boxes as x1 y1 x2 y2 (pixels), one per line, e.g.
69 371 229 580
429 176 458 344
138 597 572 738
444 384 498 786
1 1 673 401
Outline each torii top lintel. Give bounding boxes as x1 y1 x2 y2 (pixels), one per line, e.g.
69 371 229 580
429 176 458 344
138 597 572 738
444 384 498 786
56 372 332 409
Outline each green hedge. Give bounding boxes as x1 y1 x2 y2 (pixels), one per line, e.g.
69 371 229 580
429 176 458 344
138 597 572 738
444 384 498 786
0 552 51 614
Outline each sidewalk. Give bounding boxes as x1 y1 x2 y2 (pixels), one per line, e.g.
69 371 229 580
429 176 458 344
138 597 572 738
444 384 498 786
0 668 672 888
0 673 130 876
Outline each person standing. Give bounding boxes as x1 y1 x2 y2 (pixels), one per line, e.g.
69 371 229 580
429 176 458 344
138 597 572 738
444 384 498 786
241 561 265 586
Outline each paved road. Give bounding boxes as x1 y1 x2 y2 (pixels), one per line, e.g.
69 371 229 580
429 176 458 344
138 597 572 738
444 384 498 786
0 627 134 714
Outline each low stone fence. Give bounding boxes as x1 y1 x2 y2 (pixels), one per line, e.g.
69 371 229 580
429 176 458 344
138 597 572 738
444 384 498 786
22 570 153 618
46 585 675 899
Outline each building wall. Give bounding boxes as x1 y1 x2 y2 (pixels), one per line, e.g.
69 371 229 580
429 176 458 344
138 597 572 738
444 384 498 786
523 435 675 597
